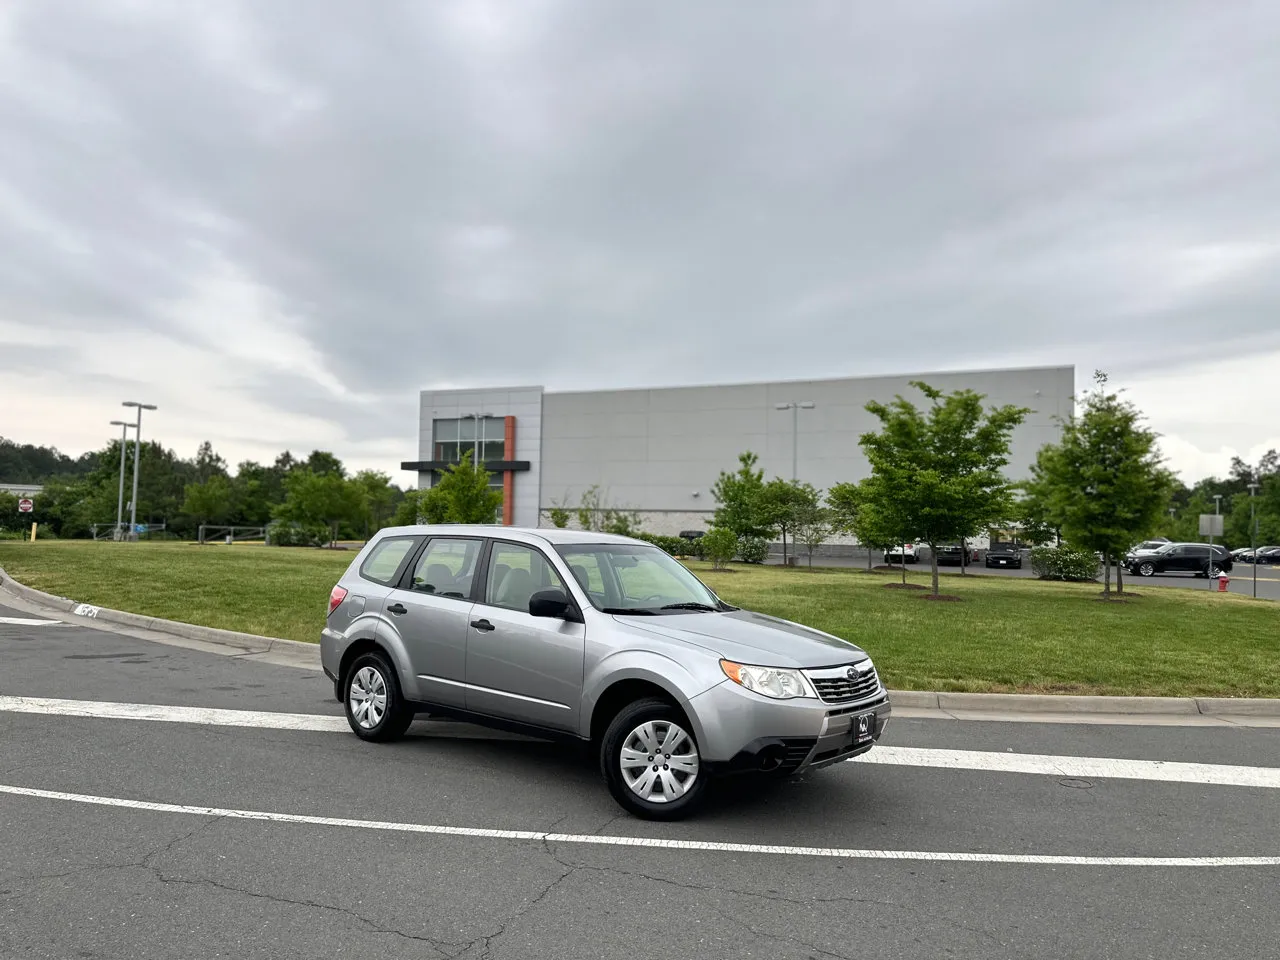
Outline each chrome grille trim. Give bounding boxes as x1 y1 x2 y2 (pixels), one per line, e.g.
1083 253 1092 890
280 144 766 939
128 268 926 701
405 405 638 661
804 662 882 704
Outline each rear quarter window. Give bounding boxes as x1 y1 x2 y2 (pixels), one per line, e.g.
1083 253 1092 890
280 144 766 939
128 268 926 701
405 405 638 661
360 537 417 586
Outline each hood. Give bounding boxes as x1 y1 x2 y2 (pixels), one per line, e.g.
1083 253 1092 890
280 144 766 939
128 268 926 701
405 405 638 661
614 609 865 669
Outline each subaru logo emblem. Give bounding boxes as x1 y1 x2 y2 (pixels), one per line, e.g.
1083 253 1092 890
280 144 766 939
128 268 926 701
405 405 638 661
846 667 857 680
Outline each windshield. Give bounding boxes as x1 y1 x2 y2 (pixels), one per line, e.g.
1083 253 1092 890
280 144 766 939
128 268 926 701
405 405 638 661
555 543 727 614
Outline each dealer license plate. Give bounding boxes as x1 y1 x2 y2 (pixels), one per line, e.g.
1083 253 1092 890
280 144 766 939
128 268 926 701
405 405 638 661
856 713 874 740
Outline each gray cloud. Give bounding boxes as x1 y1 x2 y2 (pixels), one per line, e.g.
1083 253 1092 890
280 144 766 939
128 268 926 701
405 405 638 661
3 0 1279 475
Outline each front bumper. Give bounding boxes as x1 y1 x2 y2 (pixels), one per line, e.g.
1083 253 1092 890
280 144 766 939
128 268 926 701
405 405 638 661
690 679 891 775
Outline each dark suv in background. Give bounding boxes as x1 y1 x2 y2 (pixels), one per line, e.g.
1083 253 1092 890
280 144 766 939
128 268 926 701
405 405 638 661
984 541 1023 569
1124 542 1233 578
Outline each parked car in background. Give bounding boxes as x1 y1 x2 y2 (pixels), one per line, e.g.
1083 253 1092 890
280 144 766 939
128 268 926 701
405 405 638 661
322 526 889 820
1255 546 1280 565
884 543 918 564
1131 539 1171 554
984 541 1023 568
935 543 980 567
1123 542 1233 578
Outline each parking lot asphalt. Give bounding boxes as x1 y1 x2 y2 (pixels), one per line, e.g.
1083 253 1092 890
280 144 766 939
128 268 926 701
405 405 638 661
776 554 1280 600
2 607 1278 959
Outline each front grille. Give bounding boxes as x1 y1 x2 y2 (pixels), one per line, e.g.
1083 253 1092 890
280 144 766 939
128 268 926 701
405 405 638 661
809 665 881 704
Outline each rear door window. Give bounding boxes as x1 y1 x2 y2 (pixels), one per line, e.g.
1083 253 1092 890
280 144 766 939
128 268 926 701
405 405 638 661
360 537 419 586
408 538 483 599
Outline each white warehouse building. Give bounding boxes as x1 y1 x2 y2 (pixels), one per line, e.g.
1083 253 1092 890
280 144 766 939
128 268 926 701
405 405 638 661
403 365 1075 536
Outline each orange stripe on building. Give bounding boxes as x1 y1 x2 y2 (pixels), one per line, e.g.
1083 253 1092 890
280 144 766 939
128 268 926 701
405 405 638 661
503 416 516 525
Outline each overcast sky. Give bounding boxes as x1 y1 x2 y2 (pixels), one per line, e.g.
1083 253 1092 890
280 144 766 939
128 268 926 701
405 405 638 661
3 0 1278 486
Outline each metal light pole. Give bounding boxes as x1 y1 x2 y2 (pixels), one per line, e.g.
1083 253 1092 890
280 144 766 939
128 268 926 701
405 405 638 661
122 402 157 539
1248 482 1259 599
1209 494 1223 589
109 420 134 540
775 401 815 481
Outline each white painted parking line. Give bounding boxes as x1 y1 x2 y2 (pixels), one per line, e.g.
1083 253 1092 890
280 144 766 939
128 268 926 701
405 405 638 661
0 696 349 732
0 782 1276 867
851 746 1280 789
0 617 61 626
3 696 1279 790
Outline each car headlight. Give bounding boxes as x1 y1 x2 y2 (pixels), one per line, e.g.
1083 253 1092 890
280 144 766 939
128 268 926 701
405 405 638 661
720 660 815 700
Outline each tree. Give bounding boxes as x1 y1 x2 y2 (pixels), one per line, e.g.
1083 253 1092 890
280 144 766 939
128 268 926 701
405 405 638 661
302 450 345 478
428 451 502 524
351 470 401 537
183 474 232 525
193 441 228 483
274 469 364 545
793 499 833 568
1026 372 1174 597
575 485 641 534
711 452 775 541
701 527 738 570
860 381 1030 596
761 478 817 564
827 480 900 572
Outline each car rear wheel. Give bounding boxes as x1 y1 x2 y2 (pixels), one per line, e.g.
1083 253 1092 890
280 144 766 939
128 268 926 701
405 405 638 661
601 698 708 820
344 651 414 742
1205 564 1221 579
1138 561 1155 577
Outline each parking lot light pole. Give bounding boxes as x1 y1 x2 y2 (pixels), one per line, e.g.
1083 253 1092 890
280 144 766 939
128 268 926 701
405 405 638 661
775 401 815 481
1249 483 1259 599
122 402 157 540
109 420 134 540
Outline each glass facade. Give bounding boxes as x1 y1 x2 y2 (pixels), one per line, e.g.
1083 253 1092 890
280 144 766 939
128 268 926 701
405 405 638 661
433 416 507 465
429 417 506 508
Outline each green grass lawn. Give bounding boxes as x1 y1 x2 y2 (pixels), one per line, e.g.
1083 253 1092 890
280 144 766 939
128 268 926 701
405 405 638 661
2 540 1277 697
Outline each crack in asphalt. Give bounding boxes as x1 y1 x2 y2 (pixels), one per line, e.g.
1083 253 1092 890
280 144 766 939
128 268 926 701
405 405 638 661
535 840 1004 954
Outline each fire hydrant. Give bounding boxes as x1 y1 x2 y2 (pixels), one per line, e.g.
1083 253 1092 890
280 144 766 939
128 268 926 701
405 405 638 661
1217 572 1230 593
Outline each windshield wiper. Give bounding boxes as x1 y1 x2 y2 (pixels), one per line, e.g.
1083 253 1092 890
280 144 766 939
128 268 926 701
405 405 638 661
659 602 719 612
601 607 656 616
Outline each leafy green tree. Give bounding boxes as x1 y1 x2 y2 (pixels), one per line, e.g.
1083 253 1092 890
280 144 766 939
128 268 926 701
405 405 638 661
861 381 1030 596
351 470 401 537
827 480 900 572
793 499 832 568
427 451 502 524
711 452 775 541
762 478 817 564
701 527 738 570
183 474 233 525
1026 372 1174 597
274 469 364 544
193 441 228 482
546 505 571 528
302 450 345 478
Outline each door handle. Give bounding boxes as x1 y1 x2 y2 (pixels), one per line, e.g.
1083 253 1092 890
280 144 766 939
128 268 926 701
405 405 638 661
387 603 408 615
470 618 496 632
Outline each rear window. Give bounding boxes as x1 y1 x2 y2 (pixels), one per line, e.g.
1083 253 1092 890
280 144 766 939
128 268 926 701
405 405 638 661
360 537 417 586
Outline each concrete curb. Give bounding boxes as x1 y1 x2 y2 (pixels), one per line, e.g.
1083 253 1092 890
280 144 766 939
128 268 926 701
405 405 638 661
3 566 1278 717
0 565 319 665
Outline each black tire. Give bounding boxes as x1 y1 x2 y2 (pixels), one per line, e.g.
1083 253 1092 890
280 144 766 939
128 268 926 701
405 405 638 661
1138 562 1155 578
600 697 709 821
343 650 414 742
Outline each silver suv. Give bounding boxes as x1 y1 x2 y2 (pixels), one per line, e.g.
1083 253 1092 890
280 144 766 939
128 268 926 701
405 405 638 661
321 526 890 819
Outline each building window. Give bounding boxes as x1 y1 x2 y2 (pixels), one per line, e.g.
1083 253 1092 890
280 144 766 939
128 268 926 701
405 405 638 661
433 416 506 465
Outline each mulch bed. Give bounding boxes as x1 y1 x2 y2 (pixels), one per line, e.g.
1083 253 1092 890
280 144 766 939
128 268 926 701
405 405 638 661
883 582 928 591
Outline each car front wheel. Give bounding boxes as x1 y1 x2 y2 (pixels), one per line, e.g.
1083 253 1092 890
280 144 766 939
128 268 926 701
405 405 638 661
344 651 414 742
1138 561 1155 577
601 698 708 820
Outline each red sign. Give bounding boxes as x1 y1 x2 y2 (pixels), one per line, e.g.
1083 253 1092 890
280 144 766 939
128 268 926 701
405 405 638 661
17 498 33 513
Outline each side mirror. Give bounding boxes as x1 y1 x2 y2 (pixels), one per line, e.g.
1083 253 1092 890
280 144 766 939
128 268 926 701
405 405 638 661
529 587 573 620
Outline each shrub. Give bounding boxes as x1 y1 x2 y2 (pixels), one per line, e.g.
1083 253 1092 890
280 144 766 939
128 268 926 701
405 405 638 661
269 522 328 547
1030 545 1100 582
737 535 770 564
701 528 738 569
633 533 689 556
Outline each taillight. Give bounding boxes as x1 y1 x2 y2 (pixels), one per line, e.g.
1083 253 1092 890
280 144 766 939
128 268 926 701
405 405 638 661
328 585 348 616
